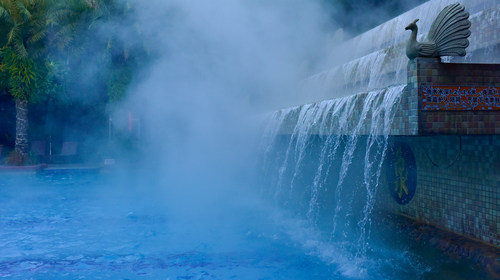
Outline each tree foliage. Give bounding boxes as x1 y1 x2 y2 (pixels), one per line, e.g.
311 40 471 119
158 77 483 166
0 0 149 155
0 0 145 103
0 47 37 101
0 0 52 102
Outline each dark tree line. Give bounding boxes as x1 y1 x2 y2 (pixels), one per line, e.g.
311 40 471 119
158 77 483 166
322 0 428 34
0 0 148 163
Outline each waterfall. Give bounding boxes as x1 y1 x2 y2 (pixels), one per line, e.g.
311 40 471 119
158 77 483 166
259 84 405 261
256 0 499 276
355 86 403 257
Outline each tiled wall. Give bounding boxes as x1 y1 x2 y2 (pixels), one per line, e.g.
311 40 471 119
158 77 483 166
275 58 500 246
390 78 418 136
381 57 500 247
379 135 500 247
275 2 500 248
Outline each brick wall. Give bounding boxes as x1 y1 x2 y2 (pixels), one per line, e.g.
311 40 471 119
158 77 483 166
405 58 500 135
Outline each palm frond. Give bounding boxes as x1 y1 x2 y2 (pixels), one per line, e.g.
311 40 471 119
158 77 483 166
13 40 27 58
0 0 14 14
27 28 46 44
0 5 11 21
29 45 43 59
15 1 31 21
6 23 20 45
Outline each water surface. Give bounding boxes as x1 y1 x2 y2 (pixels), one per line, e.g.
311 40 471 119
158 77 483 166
0 173 486 279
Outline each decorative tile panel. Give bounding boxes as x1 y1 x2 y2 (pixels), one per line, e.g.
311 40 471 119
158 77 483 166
421 86 500 111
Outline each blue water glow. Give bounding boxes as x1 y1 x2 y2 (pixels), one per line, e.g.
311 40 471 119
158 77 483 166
0 173 484 279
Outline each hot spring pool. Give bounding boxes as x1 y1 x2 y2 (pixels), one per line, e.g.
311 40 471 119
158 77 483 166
0 173 486 279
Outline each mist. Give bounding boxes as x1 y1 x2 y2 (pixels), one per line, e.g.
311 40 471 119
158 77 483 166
5 0 491 278
115 0 335 192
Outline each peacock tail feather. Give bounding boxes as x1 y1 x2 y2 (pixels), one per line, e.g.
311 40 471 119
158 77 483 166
427 3 471 57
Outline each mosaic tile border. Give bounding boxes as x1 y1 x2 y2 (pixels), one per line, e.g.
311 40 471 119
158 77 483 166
421 86 500 111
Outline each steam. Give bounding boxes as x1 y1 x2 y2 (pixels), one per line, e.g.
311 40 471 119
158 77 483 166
119 0 334 187
102 0 426 253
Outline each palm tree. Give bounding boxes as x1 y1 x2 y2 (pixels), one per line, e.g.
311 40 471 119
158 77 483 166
0 0 94 159
0 0 141 161
0 0 55 158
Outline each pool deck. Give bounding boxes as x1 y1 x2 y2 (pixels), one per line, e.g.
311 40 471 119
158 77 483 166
391 213 500 278
0 164 102 175
40 164 101 175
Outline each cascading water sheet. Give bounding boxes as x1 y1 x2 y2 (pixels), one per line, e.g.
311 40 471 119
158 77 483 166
259 84 406 271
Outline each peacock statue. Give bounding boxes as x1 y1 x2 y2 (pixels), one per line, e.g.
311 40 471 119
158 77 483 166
405 3 471 60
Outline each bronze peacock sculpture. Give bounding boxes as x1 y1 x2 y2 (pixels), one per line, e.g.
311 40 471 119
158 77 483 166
405 3 471 60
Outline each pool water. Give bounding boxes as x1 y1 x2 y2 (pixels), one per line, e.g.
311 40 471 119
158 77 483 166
0 173 487 279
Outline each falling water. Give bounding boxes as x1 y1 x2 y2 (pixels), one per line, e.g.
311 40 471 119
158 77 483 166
259 84 405 266
256 1 499 275
307 96 354 223
355 86 403 257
